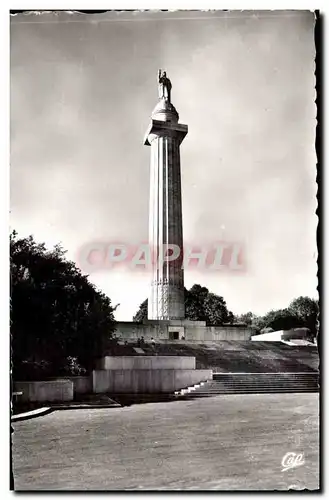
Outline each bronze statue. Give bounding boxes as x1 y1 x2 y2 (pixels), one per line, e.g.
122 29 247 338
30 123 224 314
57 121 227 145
158 69 172 102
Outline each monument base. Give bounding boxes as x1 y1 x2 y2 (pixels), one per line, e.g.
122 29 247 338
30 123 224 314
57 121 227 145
114 319 251 341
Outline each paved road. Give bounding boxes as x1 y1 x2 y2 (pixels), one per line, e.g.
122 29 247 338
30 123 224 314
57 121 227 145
12 393 319 490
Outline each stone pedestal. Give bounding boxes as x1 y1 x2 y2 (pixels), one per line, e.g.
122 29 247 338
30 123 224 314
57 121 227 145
144 111 188 320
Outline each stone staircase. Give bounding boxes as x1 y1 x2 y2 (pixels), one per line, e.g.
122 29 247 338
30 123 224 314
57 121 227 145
176 372 319 398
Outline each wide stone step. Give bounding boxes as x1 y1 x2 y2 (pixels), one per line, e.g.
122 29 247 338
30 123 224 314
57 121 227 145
190 390 319 396
211 377 317 380
192 386 318 391
212 377 318 380
207 382 319 389
210 383 318 386
189 393 318 398
212 375 318 383
201 381 318 387
212 375 318 379
193 386 318 392
201 385 319 392
211 379 318 382
213 375 318 378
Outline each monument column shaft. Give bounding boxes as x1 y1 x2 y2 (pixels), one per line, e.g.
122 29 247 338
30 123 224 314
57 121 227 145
148 133 185 320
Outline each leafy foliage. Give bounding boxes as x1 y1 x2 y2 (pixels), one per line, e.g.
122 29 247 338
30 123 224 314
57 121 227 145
133 284 234 326
246 296 319 337
252 309 301 333
133 299 148 322
288 296 319 336
235 312 256 326
10 230 116 380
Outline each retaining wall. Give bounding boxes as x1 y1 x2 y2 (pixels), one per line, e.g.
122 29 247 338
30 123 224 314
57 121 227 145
70 376 92 395
92 369 212 394
46 376 92 395
14 380 73 403
115 321 251 341
99 356 195 370
185 326 251 341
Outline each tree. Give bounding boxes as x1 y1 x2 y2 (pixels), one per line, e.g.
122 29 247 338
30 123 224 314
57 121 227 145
288 296 319 336
10 230 116 380
185 285 209 322
203 293 234 325
250 308 303 334
133 284 234 326
133 299 148 322
235 312 256 326
263 308 302 331
243 297 320 338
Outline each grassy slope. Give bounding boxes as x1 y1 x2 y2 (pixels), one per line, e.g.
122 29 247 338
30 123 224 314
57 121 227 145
105 341 319 373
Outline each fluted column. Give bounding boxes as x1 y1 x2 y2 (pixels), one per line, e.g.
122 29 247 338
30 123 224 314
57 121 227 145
145 121 187 320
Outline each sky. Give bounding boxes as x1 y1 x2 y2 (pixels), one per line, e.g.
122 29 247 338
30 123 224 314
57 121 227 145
10 10 318 320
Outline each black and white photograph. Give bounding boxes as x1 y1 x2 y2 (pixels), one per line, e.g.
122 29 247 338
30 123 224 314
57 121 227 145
10 9 320 491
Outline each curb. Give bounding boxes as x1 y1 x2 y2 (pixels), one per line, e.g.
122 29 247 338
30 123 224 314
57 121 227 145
51 403 121 410
12 407 54 422
12 402 122 422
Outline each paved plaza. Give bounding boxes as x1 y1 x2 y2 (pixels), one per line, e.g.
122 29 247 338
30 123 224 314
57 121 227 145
12 393 319 491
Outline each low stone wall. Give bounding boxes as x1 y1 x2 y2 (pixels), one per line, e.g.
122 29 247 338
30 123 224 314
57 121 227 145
70 376 92 395
14 380 73 403
46 376 92 395
185 326 251 341
99 356 195 370
92 369 212 394
115 321 251 341
144 320 207 327
115 322 168 340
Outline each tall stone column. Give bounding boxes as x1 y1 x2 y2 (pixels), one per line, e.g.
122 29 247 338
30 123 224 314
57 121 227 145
144 71 188 320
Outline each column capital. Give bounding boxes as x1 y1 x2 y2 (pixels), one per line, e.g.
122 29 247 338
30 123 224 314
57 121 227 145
144 119 188 146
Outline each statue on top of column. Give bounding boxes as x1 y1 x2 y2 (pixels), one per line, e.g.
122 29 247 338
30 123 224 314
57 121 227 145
158 69 172 102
